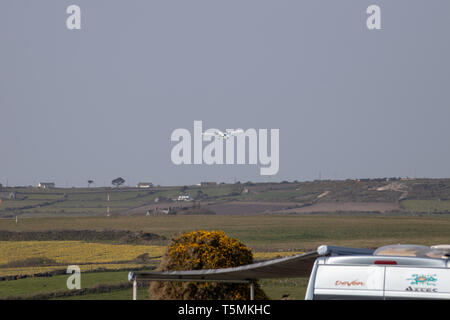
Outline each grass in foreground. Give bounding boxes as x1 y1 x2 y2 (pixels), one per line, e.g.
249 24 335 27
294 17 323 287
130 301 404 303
0 270 308 300
55 287 149 300
56 279 309 300
0 271 129 298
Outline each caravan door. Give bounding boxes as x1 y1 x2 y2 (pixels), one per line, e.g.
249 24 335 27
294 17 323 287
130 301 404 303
313 265 385 299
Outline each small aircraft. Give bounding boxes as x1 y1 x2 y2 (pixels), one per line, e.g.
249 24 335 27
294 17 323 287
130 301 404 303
202 129 244 139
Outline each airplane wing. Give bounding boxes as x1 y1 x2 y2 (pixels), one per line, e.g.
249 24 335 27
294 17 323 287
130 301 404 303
203 130 225 137
226 129 244 135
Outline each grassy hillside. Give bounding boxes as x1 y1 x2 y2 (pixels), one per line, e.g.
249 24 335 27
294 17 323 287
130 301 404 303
2 178 450 217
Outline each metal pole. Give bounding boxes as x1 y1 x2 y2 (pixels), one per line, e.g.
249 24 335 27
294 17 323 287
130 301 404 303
107 192 110 217
250 282 254 300
133 279 137 300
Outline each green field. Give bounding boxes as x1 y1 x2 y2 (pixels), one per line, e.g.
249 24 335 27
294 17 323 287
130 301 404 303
400 199 450 213
0 271 129 298
55 287 148 300
0 187 240 216
2 214 449 251
0 270 308 300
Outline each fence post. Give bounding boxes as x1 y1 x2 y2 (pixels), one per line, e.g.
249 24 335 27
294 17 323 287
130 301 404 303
133 279 137 300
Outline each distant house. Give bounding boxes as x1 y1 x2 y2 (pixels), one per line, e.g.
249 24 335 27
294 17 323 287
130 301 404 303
0 192 15 200
147 207 175 215
38 182 55 189
177 195 192 201
137 182 153 189
200 182 217 187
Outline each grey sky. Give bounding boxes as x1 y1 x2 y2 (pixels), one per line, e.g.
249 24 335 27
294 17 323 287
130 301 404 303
1 1 449 187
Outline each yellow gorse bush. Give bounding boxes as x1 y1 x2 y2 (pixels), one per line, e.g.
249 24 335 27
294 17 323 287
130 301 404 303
150 230 268 300
166 230 253 270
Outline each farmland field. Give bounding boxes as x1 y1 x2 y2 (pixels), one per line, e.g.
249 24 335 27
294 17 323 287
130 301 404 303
0 239 300 278
0 271 130 298
2 178 450 217
1 180 450 300
0 213 449 299
2 214 450 250
0 263 308 300
400 200 450 213
0 241 165 266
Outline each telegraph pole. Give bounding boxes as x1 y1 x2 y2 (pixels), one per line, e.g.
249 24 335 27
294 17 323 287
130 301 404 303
106 192 110 217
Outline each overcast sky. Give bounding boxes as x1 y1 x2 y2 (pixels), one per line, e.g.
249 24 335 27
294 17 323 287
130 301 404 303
1 1 450 187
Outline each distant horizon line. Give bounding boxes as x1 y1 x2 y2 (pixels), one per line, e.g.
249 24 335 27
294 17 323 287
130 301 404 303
1 176 450 189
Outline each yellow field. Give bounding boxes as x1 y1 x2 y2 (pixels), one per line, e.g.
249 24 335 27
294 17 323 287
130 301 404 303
0 241 165 265
0 241 301 266
0 241 300 277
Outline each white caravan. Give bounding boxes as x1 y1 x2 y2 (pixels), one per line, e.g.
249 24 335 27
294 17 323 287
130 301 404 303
128 243 450 300
305 244 450 300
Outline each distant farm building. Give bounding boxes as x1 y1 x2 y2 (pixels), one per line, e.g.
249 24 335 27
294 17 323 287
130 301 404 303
38 182 55 189
177 195 192 201
0 192 16 200
137 182 153 188
200 182 217 186
146 207 176 215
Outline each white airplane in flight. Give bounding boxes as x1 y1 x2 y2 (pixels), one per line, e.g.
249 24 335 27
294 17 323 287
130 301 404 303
202 129 244 139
